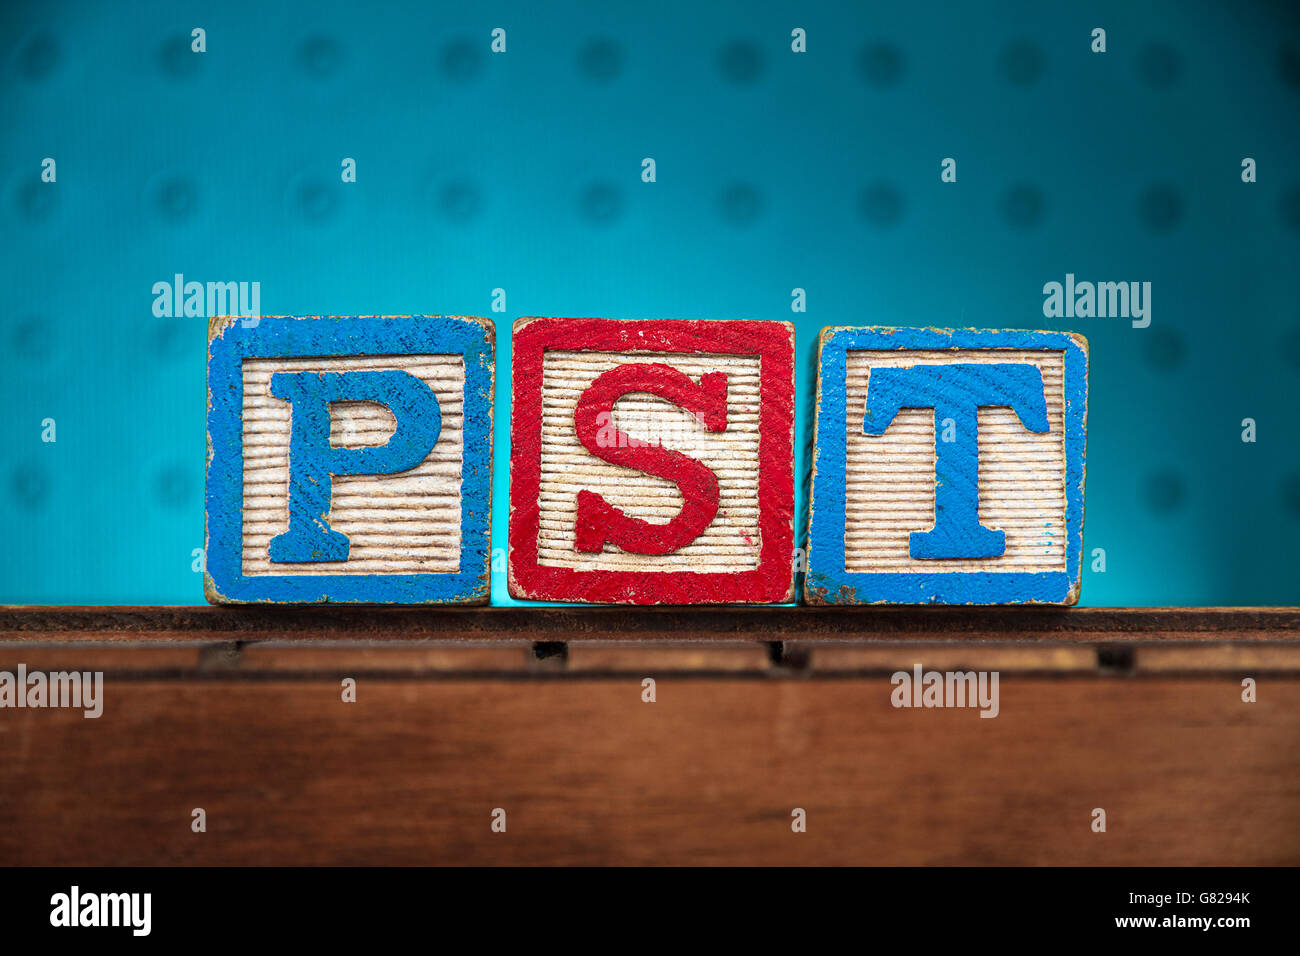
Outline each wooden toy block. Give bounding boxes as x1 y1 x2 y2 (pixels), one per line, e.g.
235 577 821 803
508 317 795 604
205 314 494 604
804 327 1088 605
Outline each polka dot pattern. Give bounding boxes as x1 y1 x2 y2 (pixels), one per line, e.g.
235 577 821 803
0 8 1296 608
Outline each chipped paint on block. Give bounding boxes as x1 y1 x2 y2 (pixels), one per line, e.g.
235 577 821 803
205 315 494 604
803 326 1087 606
508 317 796 604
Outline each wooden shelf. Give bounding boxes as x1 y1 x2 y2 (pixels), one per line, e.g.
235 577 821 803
5 607 1295 676
1 605 1296 645
2 606 1297 865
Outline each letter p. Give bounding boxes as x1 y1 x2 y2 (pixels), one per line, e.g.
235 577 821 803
268 370 442 562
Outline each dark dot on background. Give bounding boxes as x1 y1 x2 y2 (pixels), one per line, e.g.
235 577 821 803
438 179 481 223
1142 470 1185 515
578 182 623 226
1136 42 1182 89
1137 183 1184 234
999 40 1045 87
1142 326 1187 371
295 179 339 225
1282 185 1300 232
297 34 343 78
718 183 762 227
441 39 483 83
1000 183 1045 229
154 463 192 510
156 33 201 78
858 182 904 228
1281 44 1300 89
858 42 904 87
17 31 59 81
718 40 763 84
151 319 190 359
1282 325 1300 371
1282 473 1300 516
10 463 49 511
15 180 57 222
577 36 623 82
152 177 198 223
11 316 54 362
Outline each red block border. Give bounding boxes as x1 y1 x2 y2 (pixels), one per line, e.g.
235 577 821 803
508 317 795 604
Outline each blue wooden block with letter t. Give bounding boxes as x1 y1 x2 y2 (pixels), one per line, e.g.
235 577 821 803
804 327 1087 605
205 314 494 604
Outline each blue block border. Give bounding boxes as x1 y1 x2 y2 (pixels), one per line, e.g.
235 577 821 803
205 315 494 604
804 326 1088 605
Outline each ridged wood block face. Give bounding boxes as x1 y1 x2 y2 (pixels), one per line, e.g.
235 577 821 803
509 317 795 605
241 354 466 576
805 327 1087 606
842 349 1066 575
205 315 494 605
537 350 762 574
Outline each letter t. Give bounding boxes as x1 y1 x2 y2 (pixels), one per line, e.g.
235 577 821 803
863 363 1049 559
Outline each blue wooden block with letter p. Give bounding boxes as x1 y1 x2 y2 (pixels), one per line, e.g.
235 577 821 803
804 327 1087 605
205 314 494 604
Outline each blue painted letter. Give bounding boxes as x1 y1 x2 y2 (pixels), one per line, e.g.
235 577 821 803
863 363 1048 559
268 370 442 562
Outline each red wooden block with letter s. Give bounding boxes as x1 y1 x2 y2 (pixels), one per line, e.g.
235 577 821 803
508 317 795 604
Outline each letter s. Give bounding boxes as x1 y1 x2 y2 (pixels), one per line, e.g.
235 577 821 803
572 363 727 555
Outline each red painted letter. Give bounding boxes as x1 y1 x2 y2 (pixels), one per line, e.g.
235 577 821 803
572 363 728 555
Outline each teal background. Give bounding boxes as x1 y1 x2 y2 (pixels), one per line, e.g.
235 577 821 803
2 0 1298 606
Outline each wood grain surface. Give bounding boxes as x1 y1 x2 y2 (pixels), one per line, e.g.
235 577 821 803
241 354 466 576
0 668 1294 865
